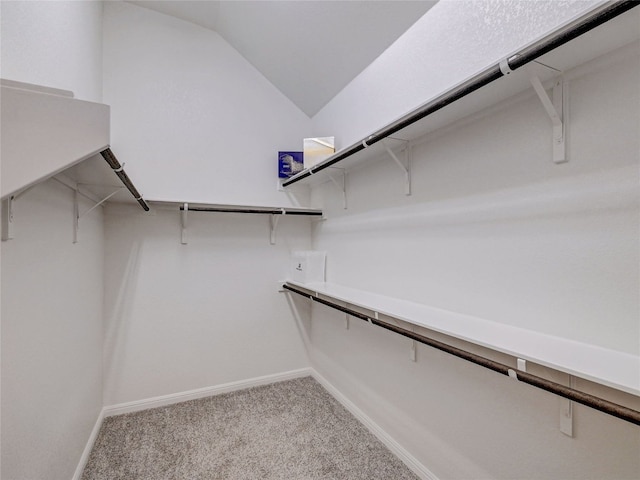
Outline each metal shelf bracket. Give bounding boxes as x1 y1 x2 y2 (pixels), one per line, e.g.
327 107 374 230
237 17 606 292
529 74 567 164
74 186 122 244
78 187 121 221
327 169 347 209
382 140 411 195
181 203 188 245
73 189 79 244
269 209 285 245
1 184 40 241
560 375 575 437
517 357 573 436
2 196 15 241
410 339 417 362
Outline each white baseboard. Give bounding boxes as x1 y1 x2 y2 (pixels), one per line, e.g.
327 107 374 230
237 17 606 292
103 368 313 417
311 370 439 480
72 407 105 480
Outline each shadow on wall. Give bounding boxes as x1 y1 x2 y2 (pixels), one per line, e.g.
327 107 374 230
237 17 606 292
285 291 312 357
103 239 143 403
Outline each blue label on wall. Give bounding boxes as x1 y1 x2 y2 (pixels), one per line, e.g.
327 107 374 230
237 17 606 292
278 151 304 178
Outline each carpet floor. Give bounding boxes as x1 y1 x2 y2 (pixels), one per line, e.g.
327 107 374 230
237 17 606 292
81 376 419 479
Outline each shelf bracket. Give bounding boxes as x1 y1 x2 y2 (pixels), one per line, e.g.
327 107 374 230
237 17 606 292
1 184 40 241
73 189 79 244
181 203 188 245
529 74 567 164
327 169 347 210
2 196 15 241
269 209 284 245
74 187 122 244
516 357 574 436
517 358 527 372
410 339 417 362
382 139 411 195
78 188 122 220
560 375 575 437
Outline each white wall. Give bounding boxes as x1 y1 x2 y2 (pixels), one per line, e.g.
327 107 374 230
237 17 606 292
313 50 640 352
0 0 103 102
100 1 314 407
102 1 312 206
1 181 104 480
306 25 640 480
312 0 601 149
103 204 311 405
0 2 105 479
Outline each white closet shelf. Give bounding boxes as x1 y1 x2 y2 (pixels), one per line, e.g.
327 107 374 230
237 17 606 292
285 280 640 397
149 201 323 245
0 79 110 198
0 79 149 210
282 2 640 188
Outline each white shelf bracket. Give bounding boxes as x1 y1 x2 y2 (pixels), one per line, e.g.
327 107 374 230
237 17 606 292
382 139 411 195
2 196 15 241
269 210 283 245
181 203 188 245
410 339 417 362
517 358 527 372
560 375 575 437
328 169 347 209
73 189 79 244
529 74 567 164
1 184 41 241
78 188 121 221
71 186 123 244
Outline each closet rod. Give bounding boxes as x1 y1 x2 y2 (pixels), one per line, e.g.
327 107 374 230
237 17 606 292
179 206 323 216
100 148 150 211
282 284 640 426
282 0 638 187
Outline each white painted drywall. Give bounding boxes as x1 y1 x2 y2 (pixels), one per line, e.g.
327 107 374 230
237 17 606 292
102 204 311 405
305 17 640 480
0 3 105 479
1 181 104 480
101 0 314 407
102 1 312 206
313 51 640 352
0 0 103 102
309 304 640 479
312 0 601 149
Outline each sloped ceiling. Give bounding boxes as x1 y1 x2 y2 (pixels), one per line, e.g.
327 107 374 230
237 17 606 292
126 1 437 117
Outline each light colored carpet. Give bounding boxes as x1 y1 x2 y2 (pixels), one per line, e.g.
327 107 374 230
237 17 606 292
82 376 419 479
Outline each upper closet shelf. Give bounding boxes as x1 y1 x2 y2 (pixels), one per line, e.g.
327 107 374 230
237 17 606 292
0 79 148 210
283 1 640 189
148 200 323 216
284 281 640 398
147 200 323 245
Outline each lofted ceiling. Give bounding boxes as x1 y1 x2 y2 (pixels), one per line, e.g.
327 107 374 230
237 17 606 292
126 0 437 117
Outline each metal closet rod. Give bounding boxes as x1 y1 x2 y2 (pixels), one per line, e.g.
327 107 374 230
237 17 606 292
100 148 150 211
282 283 640 426
282 0 639 187
179 205 323 216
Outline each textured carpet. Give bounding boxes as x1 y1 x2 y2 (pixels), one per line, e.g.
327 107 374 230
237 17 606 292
82 376 418 479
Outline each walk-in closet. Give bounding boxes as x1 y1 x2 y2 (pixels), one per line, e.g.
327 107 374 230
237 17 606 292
1 1 639 479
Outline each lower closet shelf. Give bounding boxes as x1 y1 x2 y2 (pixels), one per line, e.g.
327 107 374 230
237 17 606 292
284 280 640 397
